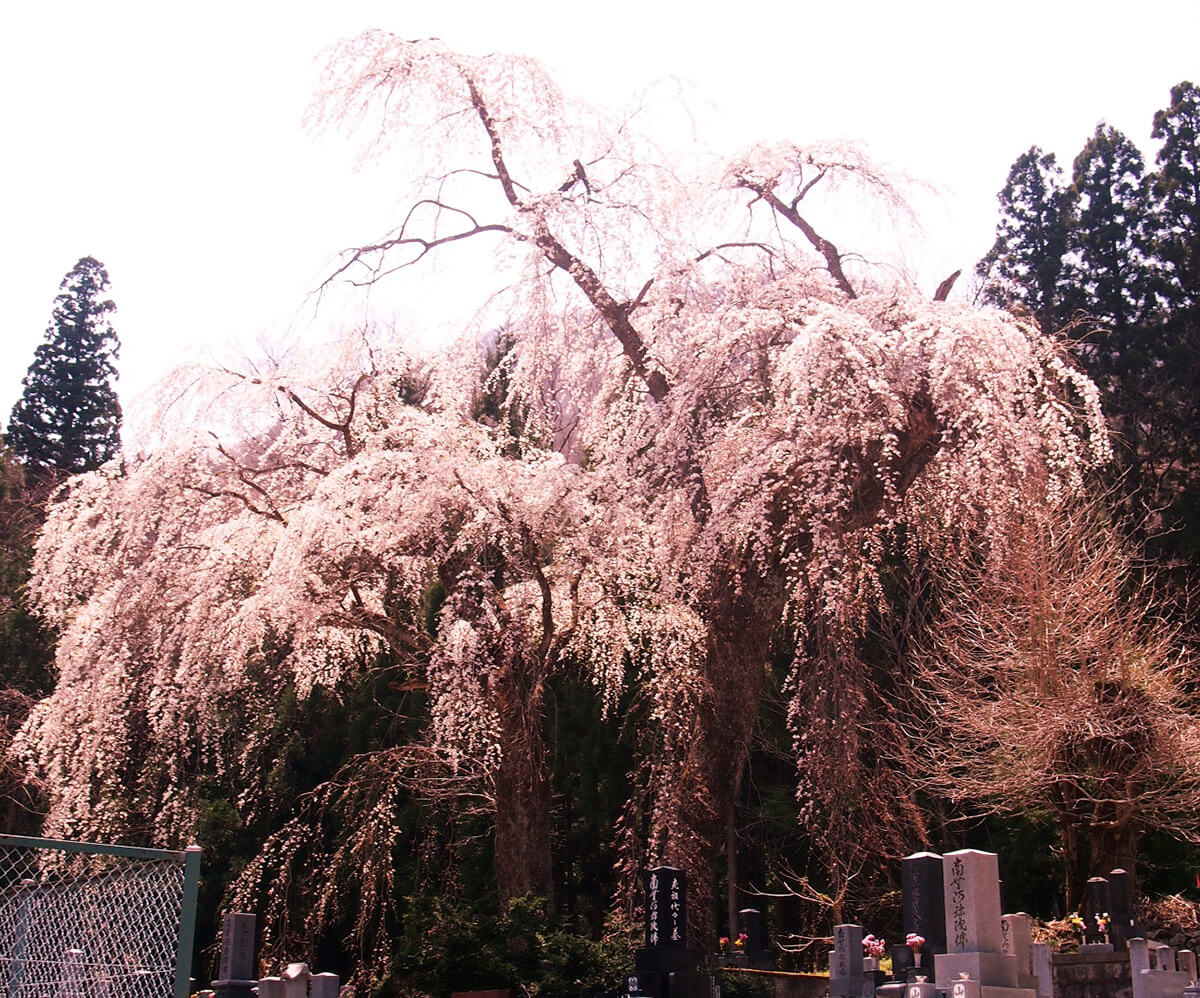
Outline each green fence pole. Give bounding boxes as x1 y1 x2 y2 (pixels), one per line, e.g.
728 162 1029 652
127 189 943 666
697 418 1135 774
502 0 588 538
173 846 202 998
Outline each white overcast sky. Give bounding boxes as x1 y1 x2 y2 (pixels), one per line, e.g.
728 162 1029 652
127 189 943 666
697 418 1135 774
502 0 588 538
2 0 1198 424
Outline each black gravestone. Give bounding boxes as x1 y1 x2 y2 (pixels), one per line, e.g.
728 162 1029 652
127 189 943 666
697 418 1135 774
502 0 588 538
309 974 339 998
632 868 701 998
668 972 716 998
1108 869 1138 947
1086 877 1112 943
737 908 773 970
213 913 257 998
902 851 946 974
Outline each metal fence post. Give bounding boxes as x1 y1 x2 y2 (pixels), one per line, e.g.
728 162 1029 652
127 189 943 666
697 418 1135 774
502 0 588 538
174 846 203 998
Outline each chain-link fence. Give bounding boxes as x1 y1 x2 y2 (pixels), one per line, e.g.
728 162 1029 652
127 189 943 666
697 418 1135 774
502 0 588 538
0 836 200 998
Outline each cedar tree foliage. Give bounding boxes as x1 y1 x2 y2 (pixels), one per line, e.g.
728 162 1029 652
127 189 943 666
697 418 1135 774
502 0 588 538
8 257 121 479
980 85 1200 592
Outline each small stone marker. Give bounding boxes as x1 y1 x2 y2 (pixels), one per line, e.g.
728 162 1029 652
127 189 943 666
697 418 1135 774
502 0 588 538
951 977 982 998
219 913 256 982
310 973 340 998
1146 942 1169 971
907 981 936 998
282 963 310 998
1032 942 1054 998
1001 914 1034 976
830 925 866 998
737 908 772 970
738 908 765 952
58 948 85 998
1178 951 1198 985
1130 938 1151 998
213 913 257 998
258 979 284 998
943 851 1004 954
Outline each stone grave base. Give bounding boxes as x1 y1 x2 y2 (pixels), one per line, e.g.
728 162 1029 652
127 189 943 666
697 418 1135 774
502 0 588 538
1052 949 1132 998
936 953 1019 988
1141 970 1193 998
979 987 1037 998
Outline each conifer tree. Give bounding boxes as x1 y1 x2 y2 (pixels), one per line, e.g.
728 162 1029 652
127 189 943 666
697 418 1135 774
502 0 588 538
7 257 121 479
1068 124 1155 342
1151 82 1200 314
1148 81 1200 584
980 98 1200 597
976 146 1073 333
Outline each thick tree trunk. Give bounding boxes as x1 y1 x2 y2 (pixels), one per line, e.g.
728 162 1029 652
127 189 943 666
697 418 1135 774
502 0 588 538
494 744 553 901
1062 821 1088 912
1089 816 1139 895
492 652 554 903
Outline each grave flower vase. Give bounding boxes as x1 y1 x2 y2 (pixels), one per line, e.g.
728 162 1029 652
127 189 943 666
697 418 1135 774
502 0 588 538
913 951 923 969
863 958 880 973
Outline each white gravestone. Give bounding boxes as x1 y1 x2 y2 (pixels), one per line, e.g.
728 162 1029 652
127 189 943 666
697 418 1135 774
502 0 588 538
935 851 1022 991
944 851 1004 954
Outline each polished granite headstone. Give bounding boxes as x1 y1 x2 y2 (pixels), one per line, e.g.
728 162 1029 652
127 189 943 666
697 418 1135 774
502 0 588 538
904 851 946 978
737 908 773 970
1108 870 1138 947
630 868 704 998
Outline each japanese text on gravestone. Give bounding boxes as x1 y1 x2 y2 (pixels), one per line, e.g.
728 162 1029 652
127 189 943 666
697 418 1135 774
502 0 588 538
951 857 967 950
670 876 681 942
649 872 659 946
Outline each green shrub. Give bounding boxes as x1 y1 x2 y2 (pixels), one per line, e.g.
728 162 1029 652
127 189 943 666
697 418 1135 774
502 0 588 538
387 895 631 998
714 969 774 998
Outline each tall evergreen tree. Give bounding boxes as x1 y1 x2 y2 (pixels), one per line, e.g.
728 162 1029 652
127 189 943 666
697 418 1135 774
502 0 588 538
1068 124 1156 340
1152 82 1200 313
1147 82 1200 584
1067 124 1169 534
7 257 121 479
976 146 1073 333
980 103 1200 599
